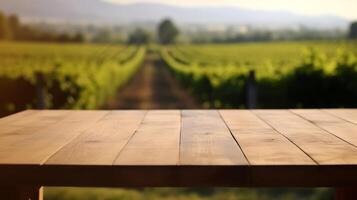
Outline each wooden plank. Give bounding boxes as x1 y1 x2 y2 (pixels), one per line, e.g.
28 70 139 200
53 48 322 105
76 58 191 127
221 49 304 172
254 110 357 165
180 110 248 165
2 110 357 187
292 109 357 147
0 165 251 187
0 110 68 137
0 111 108 165
114 110 180 165
0 110 65 128
0 110 35 126
220 110 315 165
0 186 43 200
46 111 146 165
0 111 70 148
324 109 357 125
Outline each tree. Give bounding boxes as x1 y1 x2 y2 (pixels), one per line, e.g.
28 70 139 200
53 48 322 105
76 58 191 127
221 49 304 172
128 28 150 44
0 11 12 40
350 21 357 39
158 19 179 44
73 32 85 43
92 30 112 43
57 33 71 43
8 15 20 39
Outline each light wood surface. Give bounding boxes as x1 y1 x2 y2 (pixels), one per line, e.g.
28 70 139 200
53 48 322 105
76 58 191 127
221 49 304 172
292 109 357 147
220 110 315 165
1 109 357 187
0 111 108 164
254 110 357 164
47 111 146 165
114 110 180 165
180 110 248 165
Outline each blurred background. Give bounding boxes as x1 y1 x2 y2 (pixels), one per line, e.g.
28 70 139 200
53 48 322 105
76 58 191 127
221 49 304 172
1 0 356 199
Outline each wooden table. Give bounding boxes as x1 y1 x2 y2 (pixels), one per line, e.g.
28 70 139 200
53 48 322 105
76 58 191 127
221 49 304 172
1 109 357 200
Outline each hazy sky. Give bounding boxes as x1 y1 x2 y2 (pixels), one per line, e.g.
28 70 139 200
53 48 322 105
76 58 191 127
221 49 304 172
104 0 357 20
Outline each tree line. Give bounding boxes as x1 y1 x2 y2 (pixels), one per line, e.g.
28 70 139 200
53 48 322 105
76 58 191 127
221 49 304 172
0 11 84 43
128 19 179 45
2 11 356 44
128 19 357 45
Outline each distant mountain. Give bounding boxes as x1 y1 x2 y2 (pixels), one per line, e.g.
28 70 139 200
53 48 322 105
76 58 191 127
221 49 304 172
0 0 349 29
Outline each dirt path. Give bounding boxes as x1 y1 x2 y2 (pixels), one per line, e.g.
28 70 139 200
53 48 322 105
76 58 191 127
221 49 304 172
105 52 200 109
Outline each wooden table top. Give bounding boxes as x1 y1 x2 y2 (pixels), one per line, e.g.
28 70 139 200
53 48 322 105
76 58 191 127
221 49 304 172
1 109 357 187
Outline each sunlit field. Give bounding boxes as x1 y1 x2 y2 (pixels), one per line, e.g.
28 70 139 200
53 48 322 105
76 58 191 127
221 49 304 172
167 41 357 75
162 40 357 108
0 42 145 116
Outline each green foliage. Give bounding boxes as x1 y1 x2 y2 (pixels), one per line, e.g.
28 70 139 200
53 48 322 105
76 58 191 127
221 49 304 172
72 32 85 43
128 29 151 44
162 41 357 108
0 42 145 115
158 19 179 45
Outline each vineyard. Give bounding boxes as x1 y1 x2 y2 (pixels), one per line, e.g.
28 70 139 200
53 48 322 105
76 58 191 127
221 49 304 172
1 40 357 116
0 42 145 116
162 41 357 108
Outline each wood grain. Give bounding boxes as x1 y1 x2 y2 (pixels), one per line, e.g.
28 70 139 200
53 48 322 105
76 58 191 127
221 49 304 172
0 110 69 135
180 110 248 165
1 110 357 188
254 110 357 165
220 110 315 165
324 109 357 125
0 111 108 164
292 109 357 147
114 110 180 165
0 110 37 127
46 111 146 165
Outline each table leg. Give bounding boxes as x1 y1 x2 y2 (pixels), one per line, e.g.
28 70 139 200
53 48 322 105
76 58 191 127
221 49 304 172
335 187 357 200
0 186 43 200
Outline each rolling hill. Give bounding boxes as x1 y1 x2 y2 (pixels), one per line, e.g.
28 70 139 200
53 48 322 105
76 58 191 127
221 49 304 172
0 0 349 29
